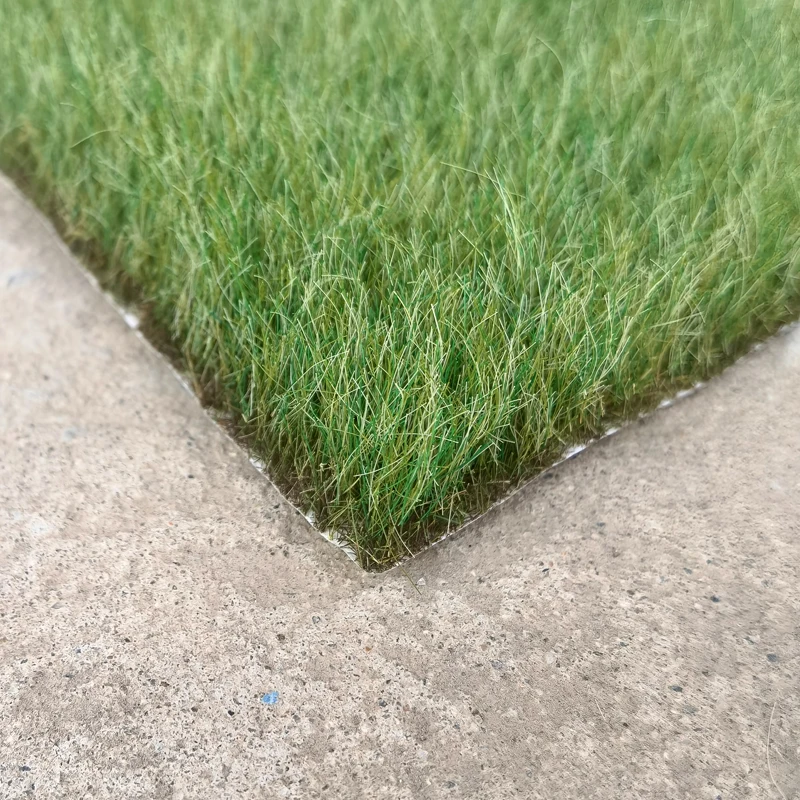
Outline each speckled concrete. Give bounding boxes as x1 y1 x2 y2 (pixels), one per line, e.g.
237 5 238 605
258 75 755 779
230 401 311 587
1 174 798 800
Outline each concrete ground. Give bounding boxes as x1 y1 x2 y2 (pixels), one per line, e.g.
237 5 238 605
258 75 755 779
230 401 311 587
1 174 798 800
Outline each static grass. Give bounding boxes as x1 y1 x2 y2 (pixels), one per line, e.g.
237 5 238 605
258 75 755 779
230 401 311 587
2 0 800 567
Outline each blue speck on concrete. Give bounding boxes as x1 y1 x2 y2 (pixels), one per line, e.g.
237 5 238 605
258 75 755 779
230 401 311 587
261 691 279 705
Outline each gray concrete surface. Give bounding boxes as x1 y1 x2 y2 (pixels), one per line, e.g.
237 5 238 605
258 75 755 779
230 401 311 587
1 174 799 800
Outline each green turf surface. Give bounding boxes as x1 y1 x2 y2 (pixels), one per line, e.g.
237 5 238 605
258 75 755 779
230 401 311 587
2 0 799 567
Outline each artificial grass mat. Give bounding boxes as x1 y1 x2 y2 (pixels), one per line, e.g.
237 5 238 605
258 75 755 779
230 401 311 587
2 0 799 568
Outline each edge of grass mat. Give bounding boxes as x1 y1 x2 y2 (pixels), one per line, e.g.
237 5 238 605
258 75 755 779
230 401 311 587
0 173 364 561
8 161 796 571
5 168 800 571
388 319 799 574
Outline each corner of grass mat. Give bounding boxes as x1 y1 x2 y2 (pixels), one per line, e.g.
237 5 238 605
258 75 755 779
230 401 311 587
2 0 800 570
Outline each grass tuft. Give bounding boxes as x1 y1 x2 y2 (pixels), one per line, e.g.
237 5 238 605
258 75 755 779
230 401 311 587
2 0 800 567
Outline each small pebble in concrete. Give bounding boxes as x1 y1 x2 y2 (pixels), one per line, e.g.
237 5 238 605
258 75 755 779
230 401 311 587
710 595 720 602
670 685 683 692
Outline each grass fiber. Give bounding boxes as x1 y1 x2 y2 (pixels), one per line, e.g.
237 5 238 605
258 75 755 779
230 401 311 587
2 0 800 567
